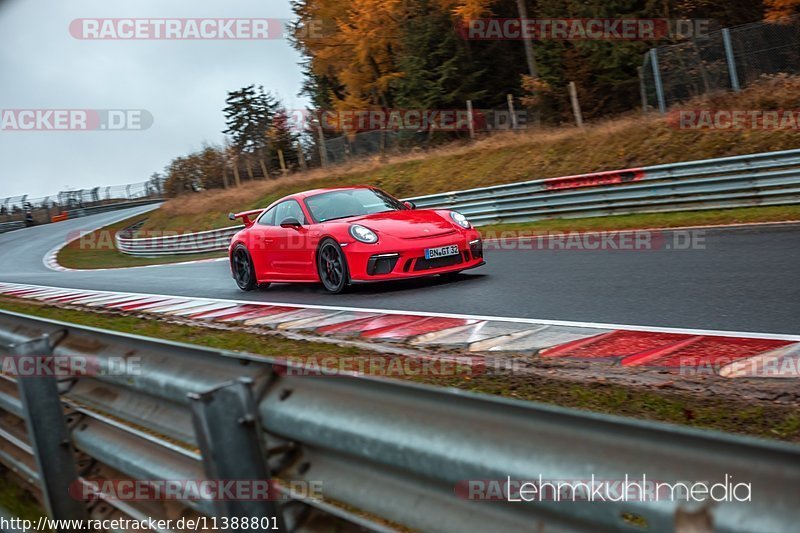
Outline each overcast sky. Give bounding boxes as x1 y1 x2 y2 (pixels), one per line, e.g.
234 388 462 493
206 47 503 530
0 0 308 199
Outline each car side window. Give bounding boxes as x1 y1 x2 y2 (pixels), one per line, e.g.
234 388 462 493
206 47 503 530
274 200 307 225
256 206 277 226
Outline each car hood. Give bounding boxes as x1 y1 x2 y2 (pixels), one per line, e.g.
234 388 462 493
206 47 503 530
349 210 457 239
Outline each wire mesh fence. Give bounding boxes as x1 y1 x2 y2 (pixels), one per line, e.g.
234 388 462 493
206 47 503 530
642 16 800 111
0 178 166 224
314 108 527 167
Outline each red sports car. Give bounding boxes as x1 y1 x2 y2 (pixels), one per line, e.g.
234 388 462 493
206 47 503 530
228 186 484 293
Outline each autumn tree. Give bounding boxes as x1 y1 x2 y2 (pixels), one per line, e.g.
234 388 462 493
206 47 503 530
764 0 800 20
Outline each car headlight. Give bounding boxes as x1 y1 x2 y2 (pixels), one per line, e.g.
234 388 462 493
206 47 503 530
349 224 378 243
450 211 471 229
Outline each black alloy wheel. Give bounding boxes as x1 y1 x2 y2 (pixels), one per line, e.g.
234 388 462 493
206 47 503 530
232 245 257 291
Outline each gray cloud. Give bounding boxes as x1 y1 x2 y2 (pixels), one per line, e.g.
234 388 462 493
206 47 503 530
0 0 307 198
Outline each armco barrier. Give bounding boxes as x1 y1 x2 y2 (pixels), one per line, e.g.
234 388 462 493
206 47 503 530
0 308 799 532
0 221 24 234
114 148 800 256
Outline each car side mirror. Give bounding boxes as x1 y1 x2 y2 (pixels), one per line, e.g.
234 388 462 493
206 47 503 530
280 217 303 229
404 201 416 210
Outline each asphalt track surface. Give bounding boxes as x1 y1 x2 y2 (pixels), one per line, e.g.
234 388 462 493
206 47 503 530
0 205 798 334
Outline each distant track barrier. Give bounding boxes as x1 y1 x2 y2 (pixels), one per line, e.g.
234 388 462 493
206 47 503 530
0 222 24 234
114 148 800 257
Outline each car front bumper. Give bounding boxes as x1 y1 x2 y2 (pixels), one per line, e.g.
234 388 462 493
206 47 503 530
344 231 485 282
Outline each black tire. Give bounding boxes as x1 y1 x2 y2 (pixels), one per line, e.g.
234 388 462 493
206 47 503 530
317 239 350 294
231 244 257 291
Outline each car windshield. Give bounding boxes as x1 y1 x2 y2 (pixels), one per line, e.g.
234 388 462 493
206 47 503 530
306 188 406 222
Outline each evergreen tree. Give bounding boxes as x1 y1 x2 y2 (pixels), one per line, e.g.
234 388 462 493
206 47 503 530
223 85 279 154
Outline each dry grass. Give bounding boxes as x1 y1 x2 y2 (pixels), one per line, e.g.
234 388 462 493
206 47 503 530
143 76 800 233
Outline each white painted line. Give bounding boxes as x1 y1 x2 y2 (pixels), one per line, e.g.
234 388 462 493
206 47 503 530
4 281 799 342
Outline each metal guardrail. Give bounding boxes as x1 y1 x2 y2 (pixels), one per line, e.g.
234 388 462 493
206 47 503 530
113 148 800 256
0 200 163 239
116 225 243 257
0 222 24 235
0 309 799 532
62 198 163 220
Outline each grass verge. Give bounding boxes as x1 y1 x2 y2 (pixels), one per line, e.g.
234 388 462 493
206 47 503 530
0 296 798 442
142 77 800 234
0 475 46 523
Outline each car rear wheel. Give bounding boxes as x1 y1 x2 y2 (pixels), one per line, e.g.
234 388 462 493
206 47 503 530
317 240 349 294
232 245 257 291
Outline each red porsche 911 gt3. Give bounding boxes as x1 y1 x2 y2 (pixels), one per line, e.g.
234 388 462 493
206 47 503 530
228 186 485 293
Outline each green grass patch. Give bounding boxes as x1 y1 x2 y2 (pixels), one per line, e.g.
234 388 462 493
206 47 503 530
1 297 798 443
0 475 46 524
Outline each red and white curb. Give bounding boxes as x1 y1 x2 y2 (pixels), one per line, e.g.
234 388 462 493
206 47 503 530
1 281 798 378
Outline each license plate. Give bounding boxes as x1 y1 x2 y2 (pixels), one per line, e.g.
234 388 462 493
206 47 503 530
425 244 459 260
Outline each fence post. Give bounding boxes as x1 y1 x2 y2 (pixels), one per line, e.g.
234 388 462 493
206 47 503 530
230 152 242 187
515 0 538 79
506 94 518 130
721 28 741 92
316 124 329 168
189 378 286 530
649 48 667 114
277 149 289 177
296 143 307 171
568 82 584 128
259 158 270 180
466 100 476 139
637 66 647 114
12 334 89 527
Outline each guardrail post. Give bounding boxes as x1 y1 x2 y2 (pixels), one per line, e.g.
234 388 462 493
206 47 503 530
12 334 89 526
722 28 740 92
189 378 286 531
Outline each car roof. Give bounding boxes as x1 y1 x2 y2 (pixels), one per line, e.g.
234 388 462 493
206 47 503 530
292 185 373 200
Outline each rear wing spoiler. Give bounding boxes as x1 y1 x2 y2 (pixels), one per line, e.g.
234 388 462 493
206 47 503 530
228 209 264 227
